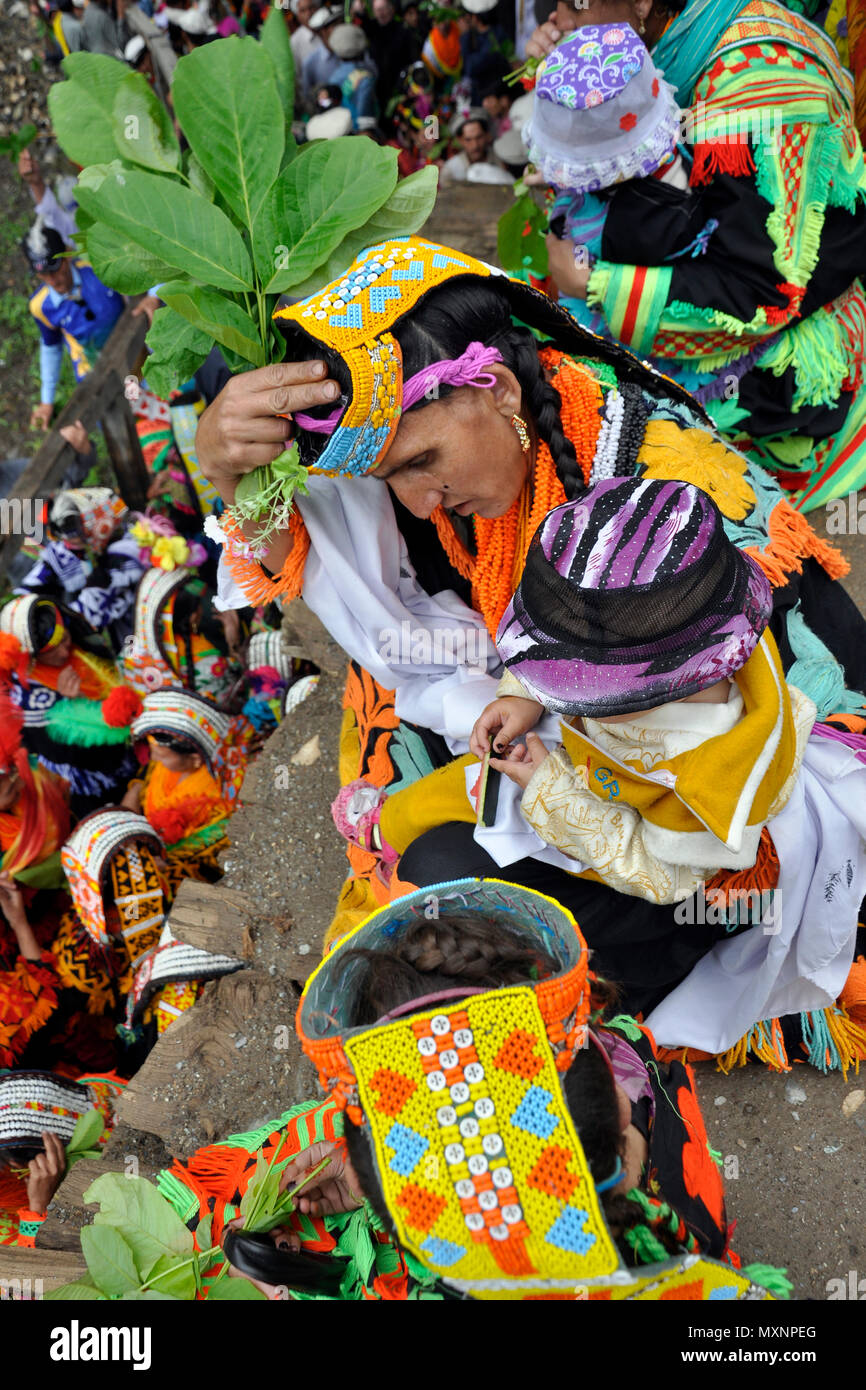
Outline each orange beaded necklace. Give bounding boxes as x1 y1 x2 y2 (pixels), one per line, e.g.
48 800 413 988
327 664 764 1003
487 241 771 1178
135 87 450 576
431 349 604 638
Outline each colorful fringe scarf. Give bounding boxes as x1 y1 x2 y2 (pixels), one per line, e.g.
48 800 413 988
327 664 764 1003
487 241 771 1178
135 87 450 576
0 762 69 886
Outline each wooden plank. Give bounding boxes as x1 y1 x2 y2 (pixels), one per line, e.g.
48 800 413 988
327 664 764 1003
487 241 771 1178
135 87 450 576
0 1246 88 1294
0 309 148 577
167 879 252 959
99 370 150 511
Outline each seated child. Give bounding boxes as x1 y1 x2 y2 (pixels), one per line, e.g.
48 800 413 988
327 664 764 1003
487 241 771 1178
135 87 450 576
122 687 232 886
521 24 691 335
470 477 866 1060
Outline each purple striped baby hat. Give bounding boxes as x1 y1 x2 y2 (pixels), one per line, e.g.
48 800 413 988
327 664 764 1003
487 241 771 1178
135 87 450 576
496 477 772 717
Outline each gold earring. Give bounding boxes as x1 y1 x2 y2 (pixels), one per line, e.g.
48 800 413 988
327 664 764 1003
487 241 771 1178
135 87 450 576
511 413 531 453
639 19 646 34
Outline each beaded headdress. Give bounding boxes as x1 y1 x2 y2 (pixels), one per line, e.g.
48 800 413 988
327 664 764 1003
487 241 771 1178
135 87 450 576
297 879 773 1301
0 596 64 655
61 808 165 950
120 566 199 694
273 235 708 480
131 687 230 771
0 1071 101 1150
50 487 127 554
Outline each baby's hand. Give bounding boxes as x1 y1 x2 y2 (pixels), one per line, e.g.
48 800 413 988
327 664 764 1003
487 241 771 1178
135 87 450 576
490 731 550 791
470 696 544 760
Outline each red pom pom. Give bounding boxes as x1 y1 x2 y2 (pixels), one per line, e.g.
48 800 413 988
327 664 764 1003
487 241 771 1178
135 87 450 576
619 112 637 131
148 806 192 845
102 685 144 728
652 78 659 97
0 692 23 768
0 633 27 683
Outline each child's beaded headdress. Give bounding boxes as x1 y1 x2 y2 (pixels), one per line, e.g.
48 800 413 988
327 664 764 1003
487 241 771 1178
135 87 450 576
131 687 230 771
61 808 165 951
297 878 775 1301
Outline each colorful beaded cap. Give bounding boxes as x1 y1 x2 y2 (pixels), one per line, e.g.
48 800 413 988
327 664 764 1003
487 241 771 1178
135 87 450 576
273 238 494 477
131 687 230 771
297 878 777 1301
120 566 192 695
61 809 164 950
0 595 63 656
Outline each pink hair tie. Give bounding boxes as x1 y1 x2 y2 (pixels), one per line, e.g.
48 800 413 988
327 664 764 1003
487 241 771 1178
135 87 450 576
294 342 504 436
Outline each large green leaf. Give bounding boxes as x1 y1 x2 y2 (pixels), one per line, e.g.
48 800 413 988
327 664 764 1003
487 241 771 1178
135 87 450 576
158 280 266 368
111 72 180 175
287 165 438 299
260 8 296 138
84 221 177 296
81 1225 141 1297
47 53 130 166
144 305 212 398
66 1107 104 1158
172 37 284 233
85 1173 194 1276
254 138 399 292
44 1281 107 1301
142 1253 197 1299
75 166 254 291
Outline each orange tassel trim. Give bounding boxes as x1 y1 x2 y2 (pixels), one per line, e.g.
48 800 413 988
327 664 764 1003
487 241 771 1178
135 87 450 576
745 496 850 589
704 827 780 904
840 954 866 1030
221 509 310 606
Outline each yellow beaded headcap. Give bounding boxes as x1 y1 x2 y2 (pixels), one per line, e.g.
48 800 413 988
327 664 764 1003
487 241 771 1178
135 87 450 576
296 879 775 1300
274 237 495 477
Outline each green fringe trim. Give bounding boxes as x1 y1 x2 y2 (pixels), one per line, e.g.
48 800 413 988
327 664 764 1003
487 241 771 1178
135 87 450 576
742 1262 794 1300
757 299 862 409
755 123 841 285
156 1170 200 1226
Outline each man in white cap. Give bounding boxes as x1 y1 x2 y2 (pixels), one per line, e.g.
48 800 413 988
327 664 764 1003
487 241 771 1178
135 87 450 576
327 23 378 129
301 6 344 98
440 107 512 185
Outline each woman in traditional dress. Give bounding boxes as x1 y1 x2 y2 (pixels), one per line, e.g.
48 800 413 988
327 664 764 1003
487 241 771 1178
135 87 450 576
196 236 866 980
154 881 789 1301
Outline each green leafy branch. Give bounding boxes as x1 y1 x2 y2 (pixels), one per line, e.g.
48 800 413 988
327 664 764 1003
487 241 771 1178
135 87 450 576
48 1151 335 1301
48 22 439 546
